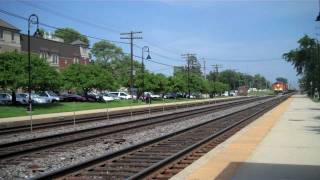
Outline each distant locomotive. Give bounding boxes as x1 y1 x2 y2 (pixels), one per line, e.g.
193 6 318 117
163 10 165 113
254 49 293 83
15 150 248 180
272 81 288 94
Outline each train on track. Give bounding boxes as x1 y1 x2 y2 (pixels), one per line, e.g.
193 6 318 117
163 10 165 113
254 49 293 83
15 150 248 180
272 81 290 94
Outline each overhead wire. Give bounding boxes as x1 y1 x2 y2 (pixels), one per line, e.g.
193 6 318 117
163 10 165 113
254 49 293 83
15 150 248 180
0 9 130 45
17 0 121 34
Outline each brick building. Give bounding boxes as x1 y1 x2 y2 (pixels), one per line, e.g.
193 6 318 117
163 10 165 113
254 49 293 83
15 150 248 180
0 19 91 70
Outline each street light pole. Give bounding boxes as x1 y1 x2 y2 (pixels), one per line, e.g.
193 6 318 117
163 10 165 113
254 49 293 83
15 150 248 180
316 1 320 99
141 46 151 101
27 14 39 132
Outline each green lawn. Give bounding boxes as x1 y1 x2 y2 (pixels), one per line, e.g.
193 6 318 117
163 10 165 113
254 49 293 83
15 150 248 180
0 98 207 118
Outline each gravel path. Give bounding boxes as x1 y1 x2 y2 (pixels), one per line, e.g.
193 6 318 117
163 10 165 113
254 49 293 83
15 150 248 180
0 98 272 179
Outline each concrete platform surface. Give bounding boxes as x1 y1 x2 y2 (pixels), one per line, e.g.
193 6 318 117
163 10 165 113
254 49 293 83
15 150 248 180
171 94 320 180
232 94 320 180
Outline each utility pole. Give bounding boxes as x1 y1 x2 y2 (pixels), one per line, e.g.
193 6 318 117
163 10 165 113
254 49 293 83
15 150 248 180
182 53 196 98
202 58 206 80
211 64 222 97
120 31 142 99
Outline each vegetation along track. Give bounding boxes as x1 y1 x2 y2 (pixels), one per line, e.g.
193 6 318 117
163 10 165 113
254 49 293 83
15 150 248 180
32 95 290 180
0 96 267 162
0 97 248 135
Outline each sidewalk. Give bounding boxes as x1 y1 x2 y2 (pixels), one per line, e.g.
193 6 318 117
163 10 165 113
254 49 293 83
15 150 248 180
171 94 320 180
0 97 238 126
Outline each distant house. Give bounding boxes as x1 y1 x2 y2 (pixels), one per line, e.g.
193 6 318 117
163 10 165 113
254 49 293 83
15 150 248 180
0 19 91 70
0 19 21 53
20 35 90 70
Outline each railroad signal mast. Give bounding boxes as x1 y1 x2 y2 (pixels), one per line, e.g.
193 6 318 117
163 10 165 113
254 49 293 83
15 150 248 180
120 31 142 99
182 53 197 99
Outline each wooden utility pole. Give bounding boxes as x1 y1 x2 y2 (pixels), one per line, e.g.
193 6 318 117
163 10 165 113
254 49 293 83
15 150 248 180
203 59 206 80
182 53 196 98
120 31 142 99
211 64 222 97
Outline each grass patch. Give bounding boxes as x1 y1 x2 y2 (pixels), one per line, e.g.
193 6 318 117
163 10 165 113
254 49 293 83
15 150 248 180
0 97 223 118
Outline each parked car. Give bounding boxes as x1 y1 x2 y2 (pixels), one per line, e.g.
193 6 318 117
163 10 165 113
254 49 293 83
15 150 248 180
164 93 177 99
100 93 115 102
109 92 135 100
0 93 12 105
17 93 50 104
16 93 28 104
38 91 60 103
32 93 50 104
144 92 161 99
82 93 102 102
59 94 86 102
222 91 229 96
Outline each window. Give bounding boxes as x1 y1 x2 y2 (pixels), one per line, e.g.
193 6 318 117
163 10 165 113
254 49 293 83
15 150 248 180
0 29 3 39
40 51 48 59
52 54 59 64
73 57 79 64
11 32 14 41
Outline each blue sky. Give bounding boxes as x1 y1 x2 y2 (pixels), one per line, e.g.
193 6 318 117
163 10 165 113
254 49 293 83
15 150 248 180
0 0 319 88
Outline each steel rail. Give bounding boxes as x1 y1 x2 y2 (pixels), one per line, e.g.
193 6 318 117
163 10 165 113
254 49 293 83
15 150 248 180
0 97 247 135
0 97 266 160
30 95 288 180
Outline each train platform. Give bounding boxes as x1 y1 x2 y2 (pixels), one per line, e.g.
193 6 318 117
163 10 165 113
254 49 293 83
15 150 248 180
171 94 320 180
0 97 239 127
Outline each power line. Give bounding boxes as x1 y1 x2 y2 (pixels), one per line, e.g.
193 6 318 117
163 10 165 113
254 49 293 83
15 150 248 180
204 57 283 62
134 44 184 63
0 9 130 45
18 0 121 34
19 0 186 62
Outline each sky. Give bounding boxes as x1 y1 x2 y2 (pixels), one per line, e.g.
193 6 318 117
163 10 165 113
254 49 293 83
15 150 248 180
0 0 319 88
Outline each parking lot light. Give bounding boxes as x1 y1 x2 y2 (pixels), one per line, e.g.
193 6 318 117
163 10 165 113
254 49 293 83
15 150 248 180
141 46 151 101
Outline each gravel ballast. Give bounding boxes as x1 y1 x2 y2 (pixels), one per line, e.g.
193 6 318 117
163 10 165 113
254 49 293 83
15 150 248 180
0 97 273 179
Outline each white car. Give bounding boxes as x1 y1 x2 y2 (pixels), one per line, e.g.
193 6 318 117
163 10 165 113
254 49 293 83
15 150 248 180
101 93 115 102
109 92 136 100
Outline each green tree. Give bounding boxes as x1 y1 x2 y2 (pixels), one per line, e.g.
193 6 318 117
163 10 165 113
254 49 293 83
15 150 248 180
283 35 319 97
54 28 89 45
61 63 116 95
219 70 240 90
276 77 288 84
91 40 124 64
167 74 187 93
0 51 61 103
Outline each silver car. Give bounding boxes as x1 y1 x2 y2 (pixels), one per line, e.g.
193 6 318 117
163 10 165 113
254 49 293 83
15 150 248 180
16 93 28 104
0 93 12 105
18 93 50 104
39 91 60 103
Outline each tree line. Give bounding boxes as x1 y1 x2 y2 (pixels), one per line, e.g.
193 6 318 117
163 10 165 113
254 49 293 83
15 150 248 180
0 28 274 103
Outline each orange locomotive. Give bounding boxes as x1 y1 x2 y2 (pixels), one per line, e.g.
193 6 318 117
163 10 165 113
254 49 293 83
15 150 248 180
272 81 288 94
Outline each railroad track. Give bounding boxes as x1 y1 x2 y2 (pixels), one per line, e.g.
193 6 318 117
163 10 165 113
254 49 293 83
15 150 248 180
0 97 248 135
31 95 290 180
0 96 265 162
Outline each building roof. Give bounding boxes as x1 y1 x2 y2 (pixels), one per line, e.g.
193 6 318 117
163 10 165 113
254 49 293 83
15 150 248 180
70 39 88 47
0 19 20 32
20 34 81 58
